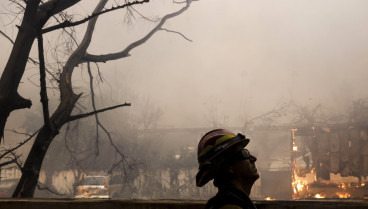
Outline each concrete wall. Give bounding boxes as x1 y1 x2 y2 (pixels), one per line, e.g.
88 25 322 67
0 199 368 209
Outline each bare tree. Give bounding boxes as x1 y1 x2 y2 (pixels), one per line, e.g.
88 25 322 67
291 102 326 127
0 129 38 170
136 97 163 130
242 102 289 134
0 0 194 197
350 97 368 126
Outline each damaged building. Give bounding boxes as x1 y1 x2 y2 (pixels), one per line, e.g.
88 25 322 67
291 125 368 199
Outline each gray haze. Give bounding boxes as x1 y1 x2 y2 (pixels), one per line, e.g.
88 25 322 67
2 0 368 130
2 0 368 199
87 0 368 128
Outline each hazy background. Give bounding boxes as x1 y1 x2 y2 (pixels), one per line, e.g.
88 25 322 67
1 0 368 130
1 0 368 199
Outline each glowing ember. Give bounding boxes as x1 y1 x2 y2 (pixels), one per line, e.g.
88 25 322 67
264 197 275 201
293 145 298 151
336 192 350 198
293 181 306 192
315 194 326 198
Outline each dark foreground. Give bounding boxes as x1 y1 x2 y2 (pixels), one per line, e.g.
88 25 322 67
0 199 368 209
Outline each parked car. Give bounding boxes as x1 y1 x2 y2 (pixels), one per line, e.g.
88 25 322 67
75 176 109 198
0 179 18 198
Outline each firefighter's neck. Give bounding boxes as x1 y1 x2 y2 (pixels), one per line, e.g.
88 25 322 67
231 179 254 196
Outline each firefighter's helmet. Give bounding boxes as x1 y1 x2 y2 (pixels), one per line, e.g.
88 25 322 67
196 129 249 187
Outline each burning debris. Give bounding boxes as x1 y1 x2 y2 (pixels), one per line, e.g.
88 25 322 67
291 126 368 199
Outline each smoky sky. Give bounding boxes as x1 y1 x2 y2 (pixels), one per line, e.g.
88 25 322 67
2 0 368 130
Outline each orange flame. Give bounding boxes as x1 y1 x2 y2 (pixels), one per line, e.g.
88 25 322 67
336 192 350 198
315 193 326 198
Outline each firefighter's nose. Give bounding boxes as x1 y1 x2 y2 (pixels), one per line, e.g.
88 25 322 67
249 155 257 163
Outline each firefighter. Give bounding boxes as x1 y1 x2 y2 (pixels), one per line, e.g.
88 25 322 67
196 129 259 209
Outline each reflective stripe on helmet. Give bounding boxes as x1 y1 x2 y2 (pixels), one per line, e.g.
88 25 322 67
198 133 245 164
198 134 235 158
196 129 250 187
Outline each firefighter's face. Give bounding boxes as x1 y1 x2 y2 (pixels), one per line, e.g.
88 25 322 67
230 145 260 183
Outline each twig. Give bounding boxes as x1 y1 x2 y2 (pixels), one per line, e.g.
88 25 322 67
0 29 14 44
0 129 40 160
82 0 193 63
0 29 41 66
64 122 87 173
87 62 131 165
8 150 22 170
5 129 32 137
42 0 149 34
87 62 100 156
0 158 17 168
160 28 192 42
67 103 131 122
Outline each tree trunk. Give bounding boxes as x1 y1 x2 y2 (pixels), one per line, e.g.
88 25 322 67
0 3 40 139
0 0 81 139
12 0 107 197
12 91 79 197
8 0 192 197
12 126 53 197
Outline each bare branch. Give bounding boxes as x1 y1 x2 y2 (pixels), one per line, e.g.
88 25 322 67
8 150 22 170
0 28 57 83
87 62 100 156
83 0 193 63
64 122 87 173
67 103 131 122
37 34 51 127
41 0 149 34
243 102 288 133
86 62 134 171
9 0 26 11
2 0 194 198
0 29 38 65
160 28 192 42
94 62 103 83
0 129 39 160
129 6 159 22
173 0 191 4
108 158 125 174
0 146 23 169
37 0 81 20
0 158 17 168
51 12 79 47
291 102 325 125
5 129 32 137
0 27 57 80
0 29 15 44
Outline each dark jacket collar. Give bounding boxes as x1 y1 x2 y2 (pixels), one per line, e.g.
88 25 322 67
206 184 257 209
